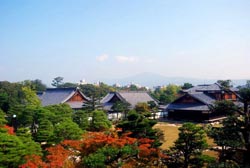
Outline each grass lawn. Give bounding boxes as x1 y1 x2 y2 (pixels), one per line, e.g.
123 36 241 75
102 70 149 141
154 122 180 149
154 121 219 158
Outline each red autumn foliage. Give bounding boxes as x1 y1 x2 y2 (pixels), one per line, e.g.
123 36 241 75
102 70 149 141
4 125 15 135
20 145 74 168
20 131 167 168
138 138 158 158
46 144 72 168
79 132 137 156
19 155 47 168
62 140 82 151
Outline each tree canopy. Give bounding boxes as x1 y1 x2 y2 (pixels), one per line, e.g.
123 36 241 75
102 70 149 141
167 123 208 168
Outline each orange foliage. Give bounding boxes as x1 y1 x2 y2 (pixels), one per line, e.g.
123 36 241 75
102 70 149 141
79 132 137 156
138 138 158 158
20 145 74 168
20 131 168 168
62 140 82 151
4 125 15 135
19 155 47 168
46 144 72 168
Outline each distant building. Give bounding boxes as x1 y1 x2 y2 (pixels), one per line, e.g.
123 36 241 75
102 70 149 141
101 91 158 119
167 83 240 122
37 87 89 110
79 79 88 85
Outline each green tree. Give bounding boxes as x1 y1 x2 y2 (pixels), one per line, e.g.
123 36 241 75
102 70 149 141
207 118 242 166
181 83 193 90
170 123 208 168
148 101 158 119
0 124 42 167
0 81 23 112
54 119 83 143
83 152 106 168
89 110 112 131
83 145 137 168
34 119 54 144
80 83 114 98
134 102 152 119
21 86 41 106
217 80 233 88
51 76 64 87
111 101 130 119
20 79 46 91
0 132 27 167
208 81 250 166
44 104 72 124
72 110 89 130
9 105 37 128
151 84 181 104
0 92 8 112
119 84 148 91
117 110 161 147
0 109 7 127
59 82 78 88
83 95 101 112
16 127 42 156
165 84 181 102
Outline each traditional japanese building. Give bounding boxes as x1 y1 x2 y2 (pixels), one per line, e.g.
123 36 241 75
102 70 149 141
101 91 158 119
37 87 89 110
167 83 239 122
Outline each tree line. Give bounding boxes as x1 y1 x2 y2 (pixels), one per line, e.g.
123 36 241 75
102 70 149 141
0 79 250 167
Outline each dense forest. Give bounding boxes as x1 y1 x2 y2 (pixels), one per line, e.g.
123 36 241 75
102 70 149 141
0 78 250 168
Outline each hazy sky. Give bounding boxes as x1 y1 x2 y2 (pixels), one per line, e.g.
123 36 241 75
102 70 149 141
1 0 250 84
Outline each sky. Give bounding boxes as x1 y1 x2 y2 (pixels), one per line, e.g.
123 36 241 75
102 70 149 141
0 0 250 85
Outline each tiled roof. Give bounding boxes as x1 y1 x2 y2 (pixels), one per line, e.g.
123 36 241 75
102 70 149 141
118 91 158 107
190 93 215 105
100 92 116 104
38 88 75 106
167 103 210 111
185 83 222 93
38 87 88 108
101 91 158 108
167 83 240 113
167 92 215 111
185 83 239 93
102 103 113 111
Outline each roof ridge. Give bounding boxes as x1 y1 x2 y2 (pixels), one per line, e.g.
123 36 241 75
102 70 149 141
118 91 148 93
46 87 77 90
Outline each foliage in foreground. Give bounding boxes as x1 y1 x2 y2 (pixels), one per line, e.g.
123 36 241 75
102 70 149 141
20 131 167 168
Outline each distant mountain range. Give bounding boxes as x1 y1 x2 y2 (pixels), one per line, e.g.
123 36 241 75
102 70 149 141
100 72 248 88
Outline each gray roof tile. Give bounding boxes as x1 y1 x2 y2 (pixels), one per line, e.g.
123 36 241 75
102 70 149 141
167 103 210 111
186 83 222 93
190 93 215 105
118 91 158 107
38 87 88 108
101 91 158 108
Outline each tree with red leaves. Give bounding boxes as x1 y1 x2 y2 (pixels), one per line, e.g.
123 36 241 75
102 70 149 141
19 155 47 168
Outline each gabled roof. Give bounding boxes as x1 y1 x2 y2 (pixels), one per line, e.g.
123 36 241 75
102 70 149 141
190 93 215 105
185 83 222 93
167 92 215 111
185 83 239 93
118 91 158 107
37 87 89 107
101 91 158 108
100 92 125 104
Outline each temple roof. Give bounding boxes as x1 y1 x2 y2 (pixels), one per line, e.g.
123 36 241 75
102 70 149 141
101 91 158 108
37 87 89 108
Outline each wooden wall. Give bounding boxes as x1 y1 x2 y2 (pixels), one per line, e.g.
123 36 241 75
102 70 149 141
223 93 237 101
67 91 86 102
